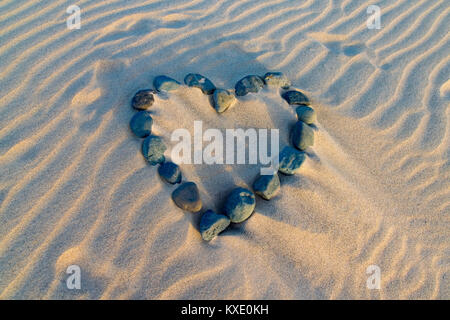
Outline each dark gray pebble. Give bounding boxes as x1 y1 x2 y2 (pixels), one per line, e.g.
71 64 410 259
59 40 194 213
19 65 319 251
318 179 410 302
142 135 166 165
253 173 280 200
224 187 256 223
296 105 316 124
131 89 155 110
153 75 181 92
200 210 231 241
291 121 314 151
158 161 182 184
278 146 306 175
235 75 264 96
282 90 310 105
184 73 216 95
172 182 202 212
130 111 153 138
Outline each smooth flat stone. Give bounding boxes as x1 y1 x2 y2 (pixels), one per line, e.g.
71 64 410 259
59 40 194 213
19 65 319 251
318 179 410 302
282 90 310 105
184 73 216 95
172 182 202 212
278 146 306 175
263 72 291 89
131 89 155 110
158 161 182 184
142 135 166 165
291 121 314 151
212 89 235 113
200 210 231 241
253 173 280 200
224 187 255 223
153 75 181 92
130 111 153 138
296 105 316 124
235 75 264 96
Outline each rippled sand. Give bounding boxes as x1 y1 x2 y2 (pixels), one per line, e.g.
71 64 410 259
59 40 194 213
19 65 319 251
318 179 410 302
0 0 448 299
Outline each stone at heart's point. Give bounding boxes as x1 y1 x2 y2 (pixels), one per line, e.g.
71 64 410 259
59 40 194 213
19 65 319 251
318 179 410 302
184 73 216 95
235 75 265 96
172 182 202 212
131 89 155 110
253 173 280 200
199 210 231 241
153 75 181 92
224 187 256 223
282 90 310 105
130 111 153 138
141 135 166 165
291 121 314 151
278 146 306 175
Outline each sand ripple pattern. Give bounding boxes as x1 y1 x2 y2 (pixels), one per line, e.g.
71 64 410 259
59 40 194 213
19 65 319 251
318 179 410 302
0 0 448 299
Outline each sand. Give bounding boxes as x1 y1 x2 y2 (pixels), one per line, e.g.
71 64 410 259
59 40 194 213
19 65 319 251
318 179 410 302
0 0 448 299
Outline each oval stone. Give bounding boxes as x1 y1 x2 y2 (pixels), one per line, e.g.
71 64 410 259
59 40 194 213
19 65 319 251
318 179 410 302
158 161 182 184
153 75 181 92
184 73 216 95
131 89 155 110
296 105 316 124
282 90 310 105
212 89 235 113
235 75 264 96
253 173 280 200
172 182 202 212
141 135 166 165
278 146 306 175
130 111 153 138
224 187 256 223
291 121 314 151
263 72 291 89
200 210 231 241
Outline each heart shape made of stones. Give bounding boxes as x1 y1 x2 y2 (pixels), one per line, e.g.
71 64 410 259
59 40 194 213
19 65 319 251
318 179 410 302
129 72 316 241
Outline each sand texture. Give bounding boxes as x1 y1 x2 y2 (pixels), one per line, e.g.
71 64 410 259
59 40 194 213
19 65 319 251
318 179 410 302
0 0 449 299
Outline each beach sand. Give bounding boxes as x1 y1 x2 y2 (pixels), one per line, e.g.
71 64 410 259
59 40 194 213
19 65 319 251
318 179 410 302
0 0 448 299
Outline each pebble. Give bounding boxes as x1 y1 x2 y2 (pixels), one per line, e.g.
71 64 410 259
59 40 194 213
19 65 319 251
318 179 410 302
141 135 166 165
263 72 291 89
184 73 216 95
291 121 314 151
282 90 310 105
212 89 236 113
235 75 264 96
278 146 306 175
199 210 231 241
172 182 202 212
153 75 181 92
296 105 316 124
224 187 256 223
253 173 280 200
130 111 153 138
158 161 182 184
131 89 155 110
